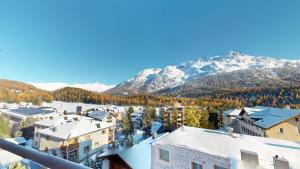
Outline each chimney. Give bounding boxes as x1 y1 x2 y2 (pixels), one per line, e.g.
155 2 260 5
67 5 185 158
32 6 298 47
181 125 185 131
273 156 289 169
96 123 101 128
227 127 234 137
152 132 157 139
241 150 259 168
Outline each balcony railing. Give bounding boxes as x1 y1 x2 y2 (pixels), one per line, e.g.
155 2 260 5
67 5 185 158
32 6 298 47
0 138 90 169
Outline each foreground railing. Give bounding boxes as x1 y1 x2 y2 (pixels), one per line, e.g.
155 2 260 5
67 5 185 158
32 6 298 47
0 139 90 169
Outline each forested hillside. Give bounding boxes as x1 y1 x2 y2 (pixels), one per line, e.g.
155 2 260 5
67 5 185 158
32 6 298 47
218 85 300 108
0 79 53 105
1 79 299 109
53 87 195 106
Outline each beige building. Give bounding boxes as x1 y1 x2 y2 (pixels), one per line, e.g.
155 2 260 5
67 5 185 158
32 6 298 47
33 115 116 162
224 106 300 141
162 106 185 131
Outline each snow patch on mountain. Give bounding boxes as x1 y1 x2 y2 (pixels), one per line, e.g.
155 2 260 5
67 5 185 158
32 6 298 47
115 51 300 92
30 82 115 92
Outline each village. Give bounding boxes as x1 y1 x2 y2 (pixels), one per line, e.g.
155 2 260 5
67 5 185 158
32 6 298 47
0 100 299 169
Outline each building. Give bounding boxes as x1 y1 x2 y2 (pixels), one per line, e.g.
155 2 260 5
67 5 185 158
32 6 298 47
0 106 60 123
162 106 185 131
101 133 167 169
131 112 143 129
233 106 300 141
222 109 242 127
33 115 116 162
151 126 300 169
87 111 116 123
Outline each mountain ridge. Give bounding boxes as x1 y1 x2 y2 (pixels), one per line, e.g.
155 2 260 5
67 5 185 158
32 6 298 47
107 51 300 95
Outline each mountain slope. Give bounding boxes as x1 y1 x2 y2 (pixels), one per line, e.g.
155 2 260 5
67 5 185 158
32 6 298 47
107 51 300 95
30 82 115 92
0 79 53 104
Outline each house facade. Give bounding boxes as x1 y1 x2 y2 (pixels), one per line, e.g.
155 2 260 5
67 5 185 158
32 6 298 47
33 115 116 162
223 106 300 141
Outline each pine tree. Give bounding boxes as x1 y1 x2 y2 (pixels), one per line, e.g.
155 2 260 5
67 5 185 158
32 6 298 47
122 109 134 137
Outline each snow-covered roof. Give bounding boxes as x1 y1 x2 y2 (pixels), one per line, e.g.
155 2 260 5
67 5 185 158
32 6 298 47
119 133 168 169
242 106 300 128
34 115 92 127
0 149 23 166
38 118 115 140
41 101 138 114
154 126 300 169
4 137 26 145
88 111 109 120
0 106 57 119
223 109 242 116
151 121 163 133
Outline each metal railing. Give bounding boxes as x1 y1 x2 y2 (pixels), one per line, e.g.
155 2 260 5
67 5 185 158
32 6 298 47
0 139 90 169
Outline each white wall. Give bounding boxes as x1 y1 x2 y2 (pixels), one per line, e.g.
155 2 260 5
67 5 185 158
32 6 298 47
151 144 230 169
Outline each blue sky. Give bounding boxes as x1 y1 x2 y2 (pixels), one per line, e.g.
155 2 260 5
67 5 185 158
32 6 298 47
0 0 299 85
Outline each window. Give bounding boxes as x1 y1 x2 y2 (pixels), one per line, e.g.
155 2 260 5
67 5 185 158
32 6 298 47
102 130 106 134
192 162 203 169
159 148 169 162
84 146 90 153
45 136 49 141
52 150 57 156
296 118 299 122
279 128 284 134
214 165 227 169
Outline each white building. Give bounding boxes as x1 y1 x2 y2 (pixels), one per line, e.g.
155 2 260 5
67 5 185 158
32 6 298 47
151 126 300 169
0 106 60 122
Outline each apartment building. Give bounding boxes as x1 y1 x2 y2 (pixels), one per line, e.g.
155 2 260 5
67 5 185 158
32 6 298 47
151 126 300 169
162 106 185 131
230 106 300 141
33 115 116 162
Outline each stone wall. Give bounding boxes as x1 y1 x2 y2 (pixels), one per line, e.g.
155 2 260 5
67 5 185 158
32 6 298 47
151 143 230 169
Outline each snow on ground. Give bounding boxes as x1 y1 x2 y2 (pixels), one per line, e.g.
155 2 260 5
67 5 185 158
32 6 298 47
41 101 143 114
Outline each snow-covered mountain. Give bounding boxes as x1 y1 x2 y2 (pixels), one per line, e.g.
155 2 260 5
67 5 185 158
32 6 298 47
30 82 115 92
108 51 300 95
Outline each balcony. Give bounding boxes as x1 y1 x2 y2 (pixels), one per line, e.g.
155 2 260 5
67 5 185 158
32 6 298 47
0 138 90 169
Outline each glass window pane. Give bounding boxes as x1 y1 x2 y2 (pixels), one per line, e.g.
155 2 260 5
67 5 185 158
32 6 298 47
159 148 169 162
215 165 227 169
192 162 203 169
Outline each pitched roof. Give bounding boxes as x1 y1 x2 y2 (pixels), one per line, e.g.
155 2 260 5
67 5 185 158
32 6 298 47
119 133 168 169
154 126 300 169
223 109 242 116
39 119 115 140
34 115 92 127
242 106 300 128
